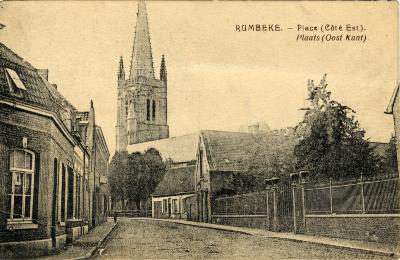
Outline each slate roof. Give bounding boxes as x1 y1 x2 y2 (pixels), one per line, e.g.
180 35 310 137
201 130 256 172
152 165 195 197
0 43 57 112
201 128 297 173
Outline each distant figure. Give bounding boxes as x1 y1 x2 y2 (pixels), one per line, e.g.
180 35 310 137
113 211 118 223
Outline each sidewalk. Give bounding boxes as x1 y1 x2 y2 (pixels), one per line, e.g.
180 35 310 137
143 218 400 257
43 219 117 260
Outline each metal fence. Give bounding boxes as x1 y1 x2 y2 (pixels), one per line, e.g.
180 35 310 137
213 192 269 216
305 177 400 215
113 209 152 218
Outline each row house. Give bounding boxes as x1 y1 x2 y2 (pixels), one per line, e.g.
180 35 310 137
0 43 110 258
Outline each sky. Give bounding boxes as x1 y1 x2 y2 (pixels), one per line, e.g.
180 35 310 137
0 1 398 154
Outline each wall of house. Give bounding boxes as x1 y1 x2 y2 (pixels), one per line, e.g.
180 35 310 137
302 215 400 245
0 106 76 257
0 105 94 256
393 92 400 177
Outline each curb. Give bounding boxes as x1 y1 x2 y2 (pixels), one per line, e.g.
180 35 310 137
70 222 118 260
134 217 399 258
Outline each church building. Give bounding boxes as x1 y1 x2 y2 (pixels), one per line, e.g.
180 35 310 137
116 0 169 152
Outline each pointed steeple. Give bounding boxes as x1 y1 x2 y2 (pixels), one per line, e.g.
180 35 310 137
160 54 167 83
118 56 125 81
130 0 155 79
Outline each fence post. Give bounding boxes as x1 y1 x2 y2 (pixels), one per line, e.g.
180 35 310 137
292 184 297 234
360 173 365 214
329 178 333 214
302 185 306 228
273 187 277 231
266 191 269 229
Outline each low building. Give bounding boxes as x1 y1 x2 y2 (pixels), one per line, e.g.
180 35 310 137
385 83 400 177
152 165 196 220
0 43 109 257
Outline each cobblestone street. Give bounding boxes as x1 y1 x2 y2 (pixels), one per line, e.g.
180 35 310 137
93 218 391 259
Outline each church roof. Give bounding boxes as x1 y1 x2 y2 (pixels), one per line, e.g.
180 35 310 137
152 165 195 197
127 133 198 163
129 0 155 79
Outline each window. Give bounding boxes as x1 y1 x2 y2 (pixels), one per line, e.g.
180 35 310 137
125 100 129 117
5 68 27 93
152 100 156 120
8 149 35 221
75 175 81 219
146 99 150 121
67 166 74 219
59 163 67 224
163 199 167 213
172 199 178 213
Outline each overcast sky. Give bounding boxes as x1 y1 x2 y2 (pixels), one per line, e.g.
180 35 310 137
1 1 398 154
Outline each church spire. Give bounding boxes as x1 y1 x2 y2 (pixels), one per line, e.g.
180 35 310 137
118 56 125 81
160 54 167 83
129 0 155 79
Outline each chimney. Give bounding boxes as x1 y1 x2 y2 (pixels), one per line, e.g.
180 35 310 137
51 84 58 90
37 69 49 81
248 123 260 135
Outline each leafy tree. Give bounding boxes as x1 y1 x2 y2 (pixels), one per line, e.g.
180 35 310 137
108 151 129 210
382 135 398 177
109 148 166 210
294 75 382 181
125 148 166 209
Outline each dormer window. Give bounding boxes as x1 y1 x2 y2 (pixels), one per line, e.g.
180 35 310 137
5 68 26 95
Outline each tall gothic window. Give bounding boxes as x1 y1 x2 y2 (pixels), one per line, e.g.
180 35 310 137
125 100 129 117
152 100 156 121
146 99 150 121
8 149 35 221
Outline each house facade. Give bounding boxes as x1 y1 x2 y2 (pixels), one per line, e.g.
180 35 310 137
385 83 400 177
0 43 110 257
152 165 196 220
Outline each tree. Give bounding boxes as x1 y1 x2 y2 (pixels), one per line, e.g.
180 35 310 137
108 151 129 210
124 148 166 210
294 75 382 181
382 135 398 177
109 148 166 210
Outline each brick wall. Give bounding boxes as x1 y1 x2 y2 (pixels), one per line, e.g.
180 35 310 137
303 215 400 245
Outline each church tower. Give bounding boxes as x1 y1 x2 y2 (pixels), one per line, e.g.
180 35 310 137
116 0 169 152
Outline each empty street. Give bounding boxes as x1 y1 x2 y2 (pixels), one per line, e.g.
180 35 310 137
93 218 390 259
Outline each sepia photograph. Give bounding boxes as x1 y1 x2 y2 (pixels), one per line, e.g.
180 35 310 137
0 0 399 259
